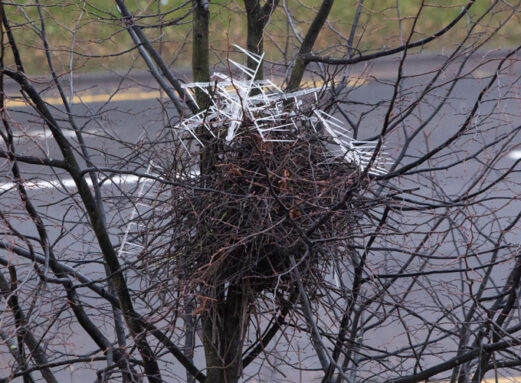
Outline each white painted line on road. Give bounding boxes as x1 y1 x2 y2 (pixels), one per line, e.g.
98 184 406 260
13 128 100 140
509 150 521 160
0 174 141 192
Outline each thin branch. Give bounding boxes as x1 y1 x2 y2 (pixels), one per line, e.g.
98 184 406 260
305 0 476 65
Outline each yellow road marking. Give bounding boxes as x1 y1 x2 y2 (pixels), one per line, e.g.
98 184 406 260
472 70 493 79
5 90 163 108
4 78 366 108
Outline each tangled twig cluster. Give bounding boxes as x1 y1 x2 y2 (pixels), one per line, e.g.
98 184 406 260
128 47 383 298
142 126 360 297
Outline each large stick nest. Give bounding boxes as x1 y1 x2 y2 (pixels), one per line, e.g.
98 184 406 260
142 123 362 295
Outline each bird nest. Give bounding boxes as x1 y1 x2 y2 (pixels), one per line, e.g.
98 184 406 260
123 46 384 296
144 125 361 295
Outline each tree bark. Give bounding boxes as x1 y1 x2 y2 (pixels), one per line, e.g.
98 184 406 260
201 287 247 383
243 0 280 80
192 1 210 109
244 0 265 80
286 0 335 92
192 1 215 175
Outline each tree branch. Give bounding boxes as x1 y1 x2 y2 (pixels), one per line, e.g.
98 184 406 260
304 0 475 65
286 0 335 92
115 0 198 114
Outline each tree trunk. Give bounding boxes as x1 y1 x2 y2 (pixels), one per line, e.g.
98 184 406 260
286 0 335 92
201 287 248 383
192 1 215 175
192 1 210 109
244 1 265 80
